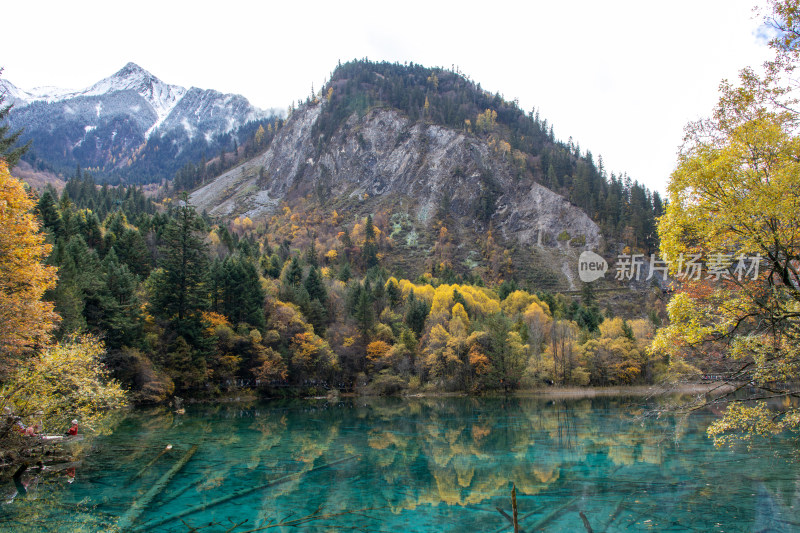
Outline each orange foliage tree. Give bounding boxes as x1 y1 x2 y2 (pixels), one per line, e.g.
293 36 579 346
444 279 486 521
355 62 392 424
0 159 58 368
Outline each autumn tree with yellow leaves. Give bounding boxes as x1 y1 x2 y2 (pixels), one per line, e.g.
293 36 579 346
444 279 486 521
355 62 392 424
0 160 125 452
1 336 126 435
0 160 59 369
652 0 800 445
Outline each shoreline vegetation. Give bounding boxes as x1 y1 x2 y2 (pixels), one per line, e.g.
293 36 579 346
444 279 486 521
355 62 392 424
184 382 736 403
512 383 734 399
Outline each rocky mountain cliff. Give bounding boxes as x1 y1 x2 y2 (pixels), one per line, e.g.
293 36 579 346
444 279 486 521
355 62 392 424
191 102 600 289
1 63 280 182
186 60 663 287
192 103 599 246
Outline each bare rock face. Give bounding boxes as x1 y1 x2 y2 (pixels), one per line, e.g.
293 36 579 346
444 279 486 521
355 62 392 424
190 104 601 257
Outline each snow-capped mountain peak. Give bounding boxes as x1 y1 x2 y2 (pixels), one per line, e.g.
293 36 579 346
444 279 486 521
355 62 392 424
4 62 187 129
0 78 33 103
82 63 187 130
2 63 279 181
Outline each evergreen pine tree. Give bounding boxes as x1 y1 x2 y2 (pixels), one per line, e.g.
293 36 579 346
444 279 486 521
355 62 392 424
0 70 31 167
362 215 378 268
355 286 374 337
338 262 352 282
149 203 210 343
267 254 282 278
221 256 266 329
404 291 430 337
284 256 303 287
304 265 328 305
386 279 401 308
114 228 152 279
36 189 62 237
97 248 143 349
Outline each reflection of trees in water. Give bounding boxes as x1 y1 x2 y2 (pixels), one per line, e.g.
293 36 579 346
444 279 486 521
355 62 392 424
186 397 795 523
0 407 134 531
554 400 577 450
3 397 800 531
324 397 676 510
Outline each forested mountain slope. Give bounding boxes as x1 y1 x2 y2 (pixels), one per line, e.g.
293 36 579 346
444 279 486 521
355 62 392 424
189 60 661 289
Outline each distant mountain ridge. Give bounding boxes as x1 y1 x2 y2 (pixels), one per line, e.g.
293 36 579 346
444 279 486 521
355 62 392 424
1 63 281 182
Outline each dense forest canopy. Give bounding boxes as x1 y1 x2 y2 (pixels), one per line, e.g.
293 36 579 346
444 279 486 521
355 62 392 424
21 169 667 403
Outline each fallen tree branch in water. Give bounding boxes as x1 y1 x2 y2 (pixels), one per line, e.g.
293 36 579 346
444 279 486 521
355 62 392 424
525 496 579 531
175 504 386 532
495 506 527 533
128 444 173 483
579 510 593 532
116 444 198 531
134 454 361 531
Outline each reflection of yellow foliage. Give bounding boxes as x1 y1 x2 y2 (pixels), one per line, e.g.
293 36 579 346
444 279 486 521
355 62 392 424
640 445 662 464
513 478 547 496
199 476 225 491
533 464 559 483
343 443 358 456
471 425 491 441
430 444 455 468
445 428 462 445
59 396 692 527
432 468 460 504
608 445 635 466
368 431 403 450
453 456 475 488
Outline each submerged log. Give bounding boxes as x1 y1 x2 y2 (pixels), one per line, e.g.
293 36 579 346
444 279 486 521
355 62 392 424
512 484 519 533
525 496 580 531
601 497 626 532
129 444 173 483
116 444 198 531
579 510 594 533
496 507 528 533
491 505 544 533
134 454 361 531
150 477 197 508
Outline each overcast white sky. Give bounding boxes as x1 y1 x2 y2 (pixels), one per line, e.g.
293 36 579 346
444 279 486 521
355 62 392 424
2 0 773 193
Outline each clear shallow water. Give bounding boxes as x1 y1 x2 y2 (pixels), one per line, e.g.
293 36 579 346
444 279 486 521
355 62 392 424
2 395 799 532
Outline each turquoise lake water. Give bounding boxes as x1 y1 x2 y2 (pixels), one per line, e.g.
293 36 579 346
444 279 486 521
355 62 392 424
1 395 799 532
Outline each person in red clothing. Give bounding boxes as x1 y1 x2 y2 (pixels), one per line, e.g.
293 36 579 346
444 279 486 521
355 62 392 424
67 419 78 436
